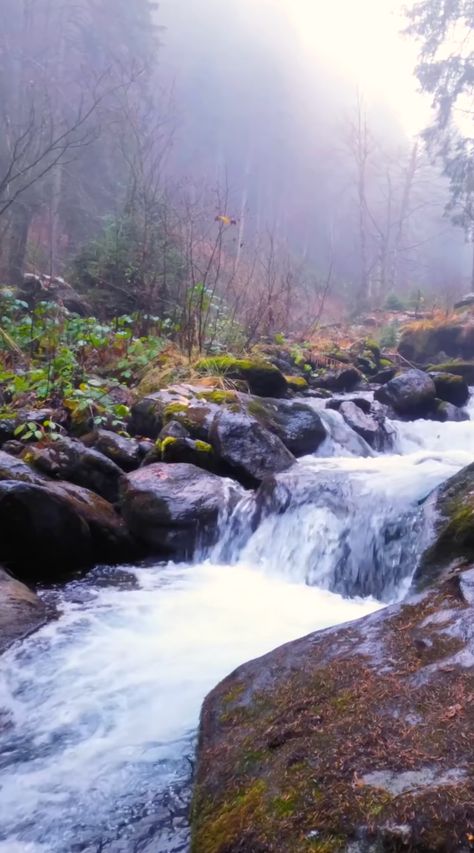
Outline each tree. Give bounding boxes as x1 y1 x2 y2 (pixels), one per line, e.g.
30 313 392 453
408 0 474 284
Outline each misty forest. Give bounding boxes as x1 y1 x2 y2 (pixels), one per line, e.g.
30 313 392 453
2 1 474 851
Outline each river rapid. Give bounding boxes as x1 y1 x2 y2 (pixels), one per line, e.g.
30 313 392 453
1 396 474 852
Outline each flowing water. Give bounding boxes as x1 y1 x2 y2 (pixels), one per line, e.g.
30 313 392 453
1 396 474 852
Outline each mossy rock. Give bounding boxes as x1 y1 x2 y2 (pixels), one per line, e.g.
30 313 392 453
195 356 287 398
284 375 308 393
415 462 474 589
426 360 474 384
193 566 474 852
399 321 474 364
429 372 469 408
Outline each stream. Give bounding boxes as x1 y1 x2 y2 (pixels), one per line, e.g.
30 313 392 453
1 395 474 852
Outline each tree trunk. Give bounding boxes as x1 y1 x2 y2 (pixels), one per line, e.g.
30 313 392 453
7 203 31 284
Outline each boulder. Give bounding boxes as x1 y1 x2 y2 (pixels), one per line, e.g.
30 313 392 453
21 273 91 316
210 409 295 486
429 372 470 407
374 368 436 418
338 400 389 450
142 436 218 473
0 449 47 485
0 566 49 653
195 356 288 397
243 397 326 457
398 319 474 363
0 479 133 582
82 429 141 472
415 462 474 590
425 360 474 384
454 292 474 310
312 366 362 392
23 436 124 503
120 463 240 556
431 400 469 423
193 566 474 853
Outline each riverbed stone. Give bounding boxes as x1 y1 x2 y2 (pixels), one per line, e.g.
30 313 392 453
429 371 470 407
0 478 133 581
120 462 241 556
192 564 474 853
82 429 142 472
0 566 49 653
210 409 295 486
374 368 436 418
22 436 124 503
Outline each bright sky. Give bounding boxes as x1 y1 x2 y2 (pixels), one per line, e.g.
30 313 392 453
279 0 430 136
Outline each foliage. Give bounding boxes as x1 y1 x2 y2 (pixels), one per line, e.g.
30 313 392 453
0 291 167 431
384 292 406 311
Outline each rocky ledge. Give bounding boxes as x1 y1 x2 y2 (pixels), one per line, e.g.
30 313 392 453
191 464 474 853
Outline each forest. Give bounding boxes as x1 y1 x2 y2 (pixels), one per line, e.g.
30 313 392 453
2 2 474 852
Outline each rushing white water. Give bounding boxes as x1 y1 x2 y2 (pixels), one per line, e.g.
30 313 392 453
0 394 474 851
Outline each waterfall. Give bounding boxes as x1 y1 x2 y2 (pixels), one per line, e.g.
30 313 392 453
0 392 473 852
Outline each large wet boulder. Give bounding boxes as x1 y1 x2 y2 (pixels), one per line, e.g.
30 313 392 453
242 397 326 457
0 450 47 485
193 565 474 853
312 365 362 393
338 400 389 450
210 410 295 486
0 479 133 581
22 436 124 503
415 462 474 590
429 372 470 407
82 429 142 472
120 463 241 556
374 368 436 418
0 566 49 653
195 356 288 398
398 319 474 363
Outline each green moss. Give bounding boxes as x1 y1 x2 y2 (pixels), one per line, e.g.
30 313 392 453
197 390 238 405
160 436 178 452
379 358 392 368
285 375 309 391
192 781 267 853
194 440 212 453
271 793 298 817
163 402 189 418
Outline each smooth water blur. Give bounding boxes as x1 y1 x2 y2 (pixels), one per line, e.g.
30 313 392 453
0 563 379 851
0 393 474 851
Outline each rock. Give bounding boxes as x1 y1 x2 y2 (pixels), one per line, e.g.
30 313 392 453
243 397 326 457
431 399 469 423
0 449 47 485
23 436 124 503
120 463 240 556
21 273 91 316
128 387 216 440
0 477 133 581
398 319 474 363
374 368 436 418
338 400 388 450
326 397 372 414
1 440 25 456
193 565 474 852
284 375 309 393
415 462 474 589
429 372 470 407
0 566 49 653
82 429 141 472
372 366 397 384
454 292 474 309
195 356 288 397
142 436 218 473
425 360 474 384
210 409 296 486
312 366 362 392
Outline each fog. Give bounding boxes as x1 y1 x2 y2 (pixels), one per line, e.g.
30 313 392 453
158 0 470 300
